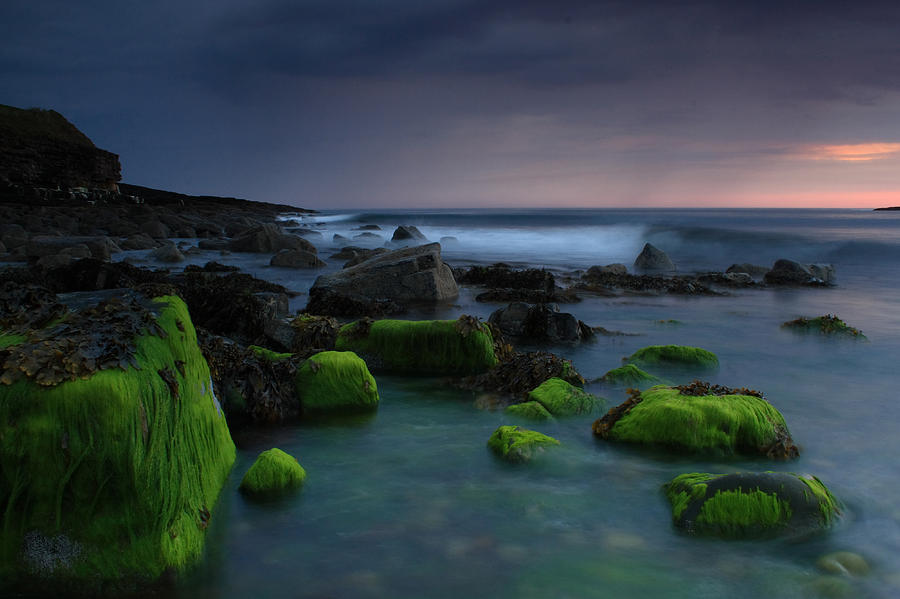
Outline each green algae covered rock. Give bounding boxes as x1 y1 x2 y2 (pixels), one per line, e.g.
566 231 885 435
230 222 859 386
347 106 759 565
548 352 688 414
626 345 718 370
782 315 866 339
488 425 560 463
0 295 235 585
295 350 379 413
240 448 307 495
593 383 798 458
664 472 841 538
505 400 555 422
526 377 598 416
335 316 497 375
600 364 660 387
248 344 293 361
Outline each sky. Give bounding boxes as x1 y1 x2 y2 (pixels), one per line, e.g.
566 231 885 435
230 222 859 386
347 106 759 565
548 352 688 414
2 0 900 209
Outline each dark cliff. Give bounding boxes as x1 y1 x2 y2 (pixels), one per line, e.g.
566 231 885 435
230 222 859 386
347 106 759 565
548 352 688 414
0 104 121 190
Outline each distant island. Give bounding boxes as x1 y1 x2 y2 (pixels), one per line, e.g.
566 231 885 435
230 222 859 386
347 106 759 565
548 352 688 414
874 206 900 211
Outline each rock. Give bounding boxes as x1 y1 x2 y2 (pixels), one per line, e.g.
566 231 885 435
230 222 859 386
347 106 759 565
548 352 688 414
587 263 627 276
664 472 840 537
59 243 92 259
726 263 769 278
270 249 326 268
330 245 366 260
600 364 660 387
781 315 865 338
335 316 497 375
633 243 675 272
626 345 719 370
0 295 235 581
722 271 752 284
152 242 185 263
229 224 317 254
333 233 349 243
290 228 323 238
343 248 389 268
119 233 159 250
352 232 383 242
505 401 555 422
439 236 459 246
306 243 458 316
295 351 379 414
487 425 560 463
764 259 834 286
239 448 307 496
391 225 427 242
488 302 592 344
456 264 555 292
353 225 382 231
816 552 870 577
141 219 169 239
85 236 120 261
0 240 6 253
593 382 798 457
1 230 28 250
457 351 585 399
524 377 598 416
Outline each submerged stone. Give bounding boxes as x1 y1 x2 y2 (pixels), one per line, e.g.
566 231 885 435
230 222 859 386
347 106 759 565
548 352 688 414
505 400 555 422
593 384 798 458
0 295 235 585
600 364 660 387
240 448 307 496
335 316 497 375
487 425 560 463
526 377 598 416
781 315 865 339
295 350 379 414
664 471 841 538
626 345 719 370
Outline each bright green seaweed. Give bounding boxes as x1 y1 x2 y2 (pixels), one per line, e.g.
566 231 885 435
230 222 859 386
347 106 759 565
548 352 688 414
335 319 497 375
240 448 307 495
606 386 792 455
600 364 660 387
248 345 293 362
295 351 379 413
626 345 718 370
505 401 555 422
487 425 560 463
0 296 235 584
526 377 598 416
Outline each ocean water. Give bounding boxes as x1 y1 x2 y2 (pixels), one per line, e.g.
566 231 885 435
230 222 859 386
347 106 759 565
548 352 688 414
127 209 900 598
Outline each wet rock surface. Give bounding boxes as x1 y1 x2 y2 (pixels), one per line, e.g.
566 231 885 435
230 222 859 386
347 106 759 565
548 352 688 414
488 302 593 344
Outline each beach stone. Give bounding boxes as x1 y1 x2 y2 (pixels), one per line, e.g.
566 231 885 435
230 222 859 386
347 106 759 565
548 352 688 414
488 302 592 344
764 259 834 285
664 472 840 538
307 243 457 315
488 425 560 463
352 232 383 241
229 224 317 254
119 233 159 250
333 233 349 243
391 225 427 242
816 551 870 577
270 249 326 268
634 243 675 271
141 219 169 239
587 263 627 276
152 243 185 263
808 263 836 284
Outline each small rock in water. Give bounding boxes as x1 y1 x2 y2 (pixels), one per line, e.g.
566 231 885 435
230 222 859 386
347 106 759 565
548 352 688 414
152 243 185 263
633 243 675 272
816 551 871 577
391 225 427 241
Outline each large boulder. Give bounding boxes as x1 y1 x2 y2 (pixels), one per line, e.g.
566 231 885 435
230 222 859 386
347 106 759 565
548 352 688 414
229 224 316 254
269 249 326 269
295 351 379 414
764 259 835 286
335 316 497 375
593 382 798 458
633 243 675 272
0 294 235 585
488 302 592 344
306 243 458 316
664 471 840 538
391 225 427 242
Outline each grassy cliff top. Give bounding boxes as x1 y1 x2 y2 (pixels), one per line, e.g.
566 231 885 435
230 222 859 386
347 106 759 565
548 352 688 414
0 105 96 147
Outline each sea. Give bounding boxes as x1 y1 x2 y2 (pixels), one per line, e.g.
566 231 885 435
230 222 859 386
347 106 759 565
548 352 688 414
128 208 900 598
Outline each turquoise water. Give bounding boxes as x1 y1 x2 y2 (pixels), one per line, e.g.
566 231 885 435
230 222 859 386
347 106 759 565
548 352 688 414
130 209 900 597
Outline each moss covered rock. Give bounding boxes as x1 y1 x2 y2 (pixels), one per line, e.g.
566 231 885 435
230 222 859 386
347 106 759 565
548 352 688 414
0 295 235 585
487 425 560 463
593 384 798 458
626 345 718 370
526 377 598 416
505 400 555 422
665 472 841 538
600 364 660 387
295 350 379 413
240 448 306 495
781 315 866 339
335 316 497 375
